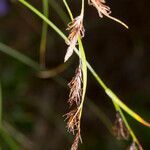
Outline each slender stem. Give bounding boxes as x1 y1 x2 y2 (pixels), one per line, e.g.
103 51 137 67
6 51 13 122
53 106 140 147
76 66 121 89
118 109 139 144
49 0 69 23
78 38 87 119
78 0 87 118
19 0 67 41
3 121 35 149
87 100 113 134
63 0 73 20
40 0 49 67
80 0 85 17
0 127 19 150
0 43 41 71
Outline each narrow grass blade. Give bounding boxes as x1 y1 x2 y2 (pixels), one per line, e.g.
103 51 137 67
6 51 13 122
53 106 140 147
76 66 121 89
49 0 69 23
0 42 41 71
40 0 49 66
0 127 19 150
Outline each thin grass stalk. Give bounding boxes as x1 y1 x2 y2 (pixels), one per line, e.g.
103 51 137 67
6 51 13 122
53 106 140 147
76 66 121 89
40 0 49 67
0 127 19 150
49 0 69 23
0 43 41 71
3 121 35 149
77 0 87 125
87 100 113 134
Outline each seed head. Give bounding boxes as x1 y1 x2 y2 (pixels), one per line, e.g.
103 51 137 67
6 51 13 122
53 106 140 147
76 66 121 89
113 112 129 140
88 0 129 29
64 16 85 62
71 130 82 150
64 108 82 150
64 65 83 150
68 67 82 107
128 142 143 150
88 0 111 18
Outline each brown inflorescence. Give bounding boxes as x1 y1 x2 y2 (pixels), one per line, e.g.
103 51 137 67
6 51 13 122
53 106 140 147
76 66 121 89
88 0 129 29
113 112 129 140
88 0 111 18
64 66 83 150
64 16 85 62
128 142 143 150
68 67 82 107
71 131 82 150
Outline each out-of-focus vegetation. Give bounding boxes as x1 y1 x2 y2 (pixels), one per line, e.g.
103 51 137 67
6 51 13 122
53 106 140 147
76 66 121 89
0 0 149 149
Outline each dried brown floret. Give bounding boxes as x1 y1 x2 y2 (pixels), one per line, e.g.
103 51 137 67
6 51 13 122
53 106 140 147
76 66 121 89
71 131 82 150
64 108 82 150
128 142 143 150
113 112 129 140
64 65 83 150
88 0 111 18
88 0 128 28
68 67 82 107
65 109 80 134
64 16 85 62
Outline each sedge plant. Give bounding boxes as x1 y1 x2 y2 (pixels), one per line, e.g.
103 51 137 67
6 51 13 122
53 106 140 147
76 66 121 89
4 0 150 149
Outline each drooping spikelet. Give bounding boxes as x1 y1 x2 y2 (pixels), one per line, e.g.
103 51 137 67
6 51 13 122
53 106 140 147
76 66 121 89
113 112 129 140
64 66 83 150
88 0 129 29
88 0 111 18
64 16 85 62
68 67 82 106
128 142 143 150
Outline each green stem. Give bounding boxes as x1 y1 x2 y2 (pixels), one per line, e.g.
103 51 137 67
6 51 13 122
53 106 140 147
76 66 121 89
0 43 41 71
0 127 19 150
18 0 67 41
87 100 113 134
63 0 73 20
118 109 139 144
78 38 87 117
40 0 49 67
49 0 69 23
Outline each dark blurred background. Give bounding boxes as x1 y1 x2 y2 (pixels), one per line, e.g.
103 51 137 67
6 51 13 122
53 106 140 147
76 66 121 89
0 0 149 149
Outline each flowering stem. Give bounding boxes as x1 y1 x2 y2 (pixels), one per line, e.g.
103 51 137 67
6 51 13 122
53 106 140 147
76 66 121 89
63 0 87 128
18 0 150 145
18 0 150 127
40 0 49 67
